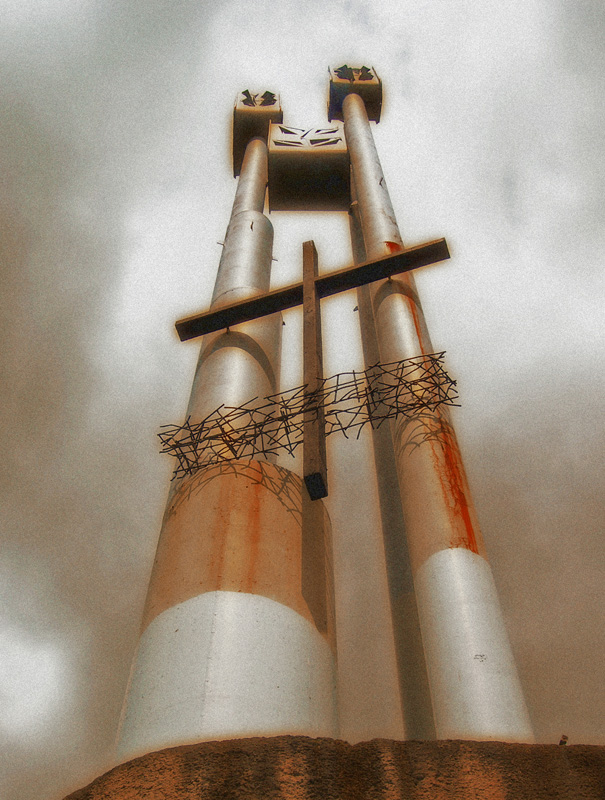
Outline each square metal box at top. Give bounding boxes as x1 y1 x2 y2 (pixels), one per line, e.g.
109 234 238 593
328 65 382 123
268 122 350 212
232 90 283 177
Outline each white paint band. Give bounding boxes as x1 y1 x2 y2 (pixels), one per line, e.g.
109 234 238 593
117 591 339 762
414 548 534 742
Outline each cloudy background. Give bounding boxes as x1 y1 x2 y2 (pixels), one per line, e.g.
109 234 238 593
1 0 604 798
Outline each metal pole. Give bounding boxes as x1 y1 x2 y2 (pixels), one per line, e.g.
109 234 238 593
343 92 534 742
116 137 338 762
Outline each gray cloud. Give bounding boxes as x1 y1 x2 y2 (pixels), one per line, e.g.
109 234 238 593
0 1 603 798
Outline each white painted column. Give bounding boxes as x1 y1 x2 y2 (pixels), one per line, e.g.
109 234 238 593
343 91 533 742
116 137 338 763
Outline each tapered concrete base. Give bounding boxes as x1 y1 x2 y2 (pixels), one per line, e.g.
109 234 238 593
65 736 605 800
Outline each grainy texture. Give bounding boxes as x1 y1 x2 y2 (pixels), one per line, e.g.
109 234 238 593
64 736 605 800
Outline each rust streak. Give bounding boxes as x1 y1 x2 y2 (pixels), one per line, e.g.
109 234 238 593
405 295 427 357
139 463 337 650
246 480 262 591
213 479 229 589
430 413 480 554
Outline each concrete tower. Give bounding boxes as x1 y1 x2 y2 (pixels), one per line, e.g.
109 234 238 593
116 66 532 766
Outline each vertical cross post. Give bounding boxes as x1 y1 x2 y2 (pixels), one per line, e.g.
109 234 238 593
302 240 328 500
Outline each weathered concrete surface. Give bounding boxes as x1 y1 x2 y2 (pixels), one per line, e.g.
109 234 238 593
65 736 605 800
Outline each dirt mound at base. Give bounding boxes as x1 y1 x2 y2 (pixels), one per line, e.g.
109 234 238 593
65 735 605 800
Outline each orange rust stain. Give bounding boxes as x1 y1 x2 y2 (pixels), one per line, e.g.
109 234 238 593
245 480 262 591
381 238 430 356
140 463 336 649
212 479 229 589
430 413 480 555
405 295 427 356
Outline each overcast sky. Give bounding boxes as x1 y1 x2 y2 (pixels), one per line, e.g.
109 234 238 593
1 1 604 798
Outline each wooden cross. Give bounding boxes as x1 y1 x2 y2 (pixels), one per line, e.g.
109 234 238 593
175 237 450 499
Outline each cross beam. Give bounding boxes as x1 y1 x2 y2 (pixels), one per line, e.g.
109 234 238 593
174 236 450 499
175 238 450 342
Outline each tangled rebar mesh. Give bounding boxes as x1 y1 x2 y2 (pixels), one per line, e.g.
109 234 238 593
159 352 458 479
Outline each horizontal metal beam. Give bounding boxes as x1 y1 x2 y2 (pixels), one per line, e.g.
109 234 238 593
175 238 449 342
315 238 449 298
176 283 303 341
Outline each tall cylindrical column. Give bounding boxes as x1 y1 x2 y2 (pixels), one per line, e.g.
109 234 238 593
116 137 338 763
343 92 533 742
186 138 281 425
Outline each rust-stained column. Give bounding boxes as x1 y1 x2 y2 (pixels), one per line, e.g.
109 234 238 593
116 121 338 762
342 89 534 742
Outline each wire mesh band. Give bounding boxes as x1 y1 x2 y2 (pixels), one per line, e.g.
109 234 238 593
159 352 458 479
